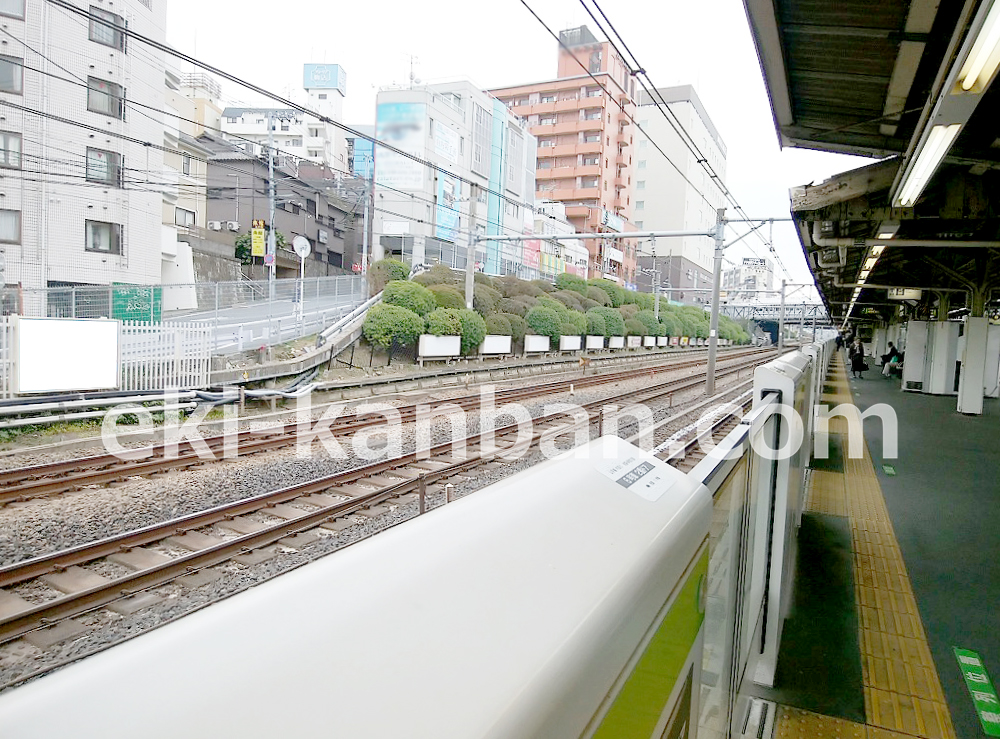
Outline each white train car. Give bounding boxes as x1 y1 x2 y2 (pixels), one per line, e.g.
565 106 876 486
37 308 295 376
0 436 711 739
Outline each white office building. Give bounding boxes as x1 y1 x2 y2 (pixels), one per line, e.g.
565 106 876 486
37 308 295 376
221 64 348 174
372 80 536 276
632 85 727 303
1 0 168 313
723 256 775 300
534 201 588 280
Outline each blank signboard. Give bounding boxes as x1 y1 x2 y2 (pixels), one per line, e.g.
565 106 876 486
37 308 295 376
15 317 120 393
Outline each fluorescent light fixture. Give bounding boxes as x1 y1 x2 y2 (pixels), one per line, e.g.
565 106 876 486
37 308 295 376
959 0 1000 91
859 270 870 281
897 123 962 207
871 244 885 256
876 221 900 239
864 257 878 270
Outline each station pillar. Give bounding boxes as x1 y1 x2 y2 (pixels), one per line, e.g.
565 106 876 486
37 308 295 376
924 321 960 395
958 316 989 414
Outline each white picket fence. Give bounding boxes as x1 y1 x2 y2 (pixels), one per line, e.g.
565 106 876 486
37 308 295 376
0 318 212 397
120 321 212 391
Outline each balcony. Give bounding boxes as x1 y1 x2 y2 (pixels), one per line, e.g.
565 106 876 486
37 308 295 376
549 187 601 201
615 176 627 189
579 118 604 131
616 154 627 167
617 134 630 147
554 98 583 112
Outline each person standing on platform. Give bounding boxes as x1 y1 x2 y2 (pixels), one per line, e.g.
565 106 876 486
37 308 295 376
850 339 868 378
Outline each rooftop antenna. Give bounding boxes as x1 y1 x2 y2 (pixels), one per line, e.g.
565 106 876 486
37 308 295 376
408 55 420 88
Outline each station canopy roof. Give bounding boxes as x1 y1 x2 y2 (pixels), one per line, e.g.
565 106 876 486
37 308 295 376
744 0 1000 323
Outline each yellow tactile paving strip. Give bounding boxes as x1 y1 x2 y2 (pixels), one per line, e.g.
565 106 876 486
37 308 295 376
779 355 956 739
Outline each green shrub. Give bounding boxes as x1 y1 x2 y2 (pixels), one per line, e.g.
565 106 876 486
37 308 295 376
562 310 588 335
456 308 487 354
498 313 527 344
413 264 459 287
530 279 556 293
586 312 607 336
474 272 494 286
588 279 624 307
424 307 462 336
555 272 589 295
632 292 655 311
473 283 502 317
526 306 562 342
485 314 512 336
498 297 525 316
660 314 683 338
619 303 639 320
552 290 584 311
495 276 544 298
382 280 437 316
635 310 661 336
368 258 409 294
625 318 647 336
536 295 567 315
586 286 612 306
579 297 601 311
590 307 625 337
363 303 425 348
428 284 465 310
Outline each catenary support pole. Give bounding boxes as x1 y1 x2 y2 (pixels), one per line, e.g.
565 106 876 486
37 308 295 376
267 111 276 299
706 208 726 395
465 184 478 310
778 279 786 350
361 155 371 276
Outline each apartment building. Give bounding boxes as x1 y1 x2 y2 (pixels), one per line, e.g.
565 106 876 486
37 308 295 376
723 256 775 300
632 85 727 303
372 80 537 277
220 64 348 173
490 25 639 288
1 0 168 314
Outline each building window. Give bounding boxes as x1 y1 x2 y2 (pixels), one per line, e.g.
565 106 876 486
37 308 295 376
637 180 645 190
538 160 553 169
85 148 122 186
87 77 124 118
0 55 23 94
428 118 434 137
89 6 125 50
581 176 599 188
0 209 20 243
636 200 644 210
635 221 643 229
318 93 327 100
541 94 556 103
307 149 321 158
85 220 122 253
0 0 24 19
280 121 290 131
226 117 239 123
290 137 302 147
308 127 321 138
637 160 646 169
174 207 195 227
639 140 648 149
0 131 21 169
181 153 191 175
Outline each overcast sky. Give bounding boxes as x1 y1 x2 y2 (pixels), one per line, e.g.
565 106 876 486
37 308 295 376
165 0 875 299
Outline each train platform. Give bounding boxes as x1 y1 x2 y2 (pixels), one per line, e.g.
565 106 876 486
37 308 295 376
756 352 1000 739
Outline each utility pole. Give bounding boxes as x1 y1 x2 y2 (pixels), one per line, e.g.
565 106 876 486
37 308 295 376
267 111 276 297
706 208 726 396
361 154 372 276
778 279 786 350
651 237 659 321
465 183 478 310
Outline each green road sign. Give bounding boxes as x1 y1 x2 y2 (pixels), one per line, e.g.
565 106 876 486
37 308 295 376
882 465 897 476
954 647 1000 737
112 283 162 322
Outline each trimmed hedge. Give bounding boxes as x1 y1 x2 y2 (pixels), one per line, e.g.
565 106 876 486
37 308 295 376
526 306 562 342
498 313 528 344
424 307 462 336
555 272 589 295
625 318 647 336
589 307 625 337
456 309 487 355
382 280 436 316
585 286 612 306
473 283 502 317
562 310 588 335
586 311 607 337
485 314 513 336
363 303 425 348
428 284 465 310
368 258 409 294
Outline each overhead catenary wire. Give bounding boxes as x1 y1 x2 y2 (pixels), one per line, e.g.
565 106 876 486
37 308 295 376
578 0 793 277
42 0 539 216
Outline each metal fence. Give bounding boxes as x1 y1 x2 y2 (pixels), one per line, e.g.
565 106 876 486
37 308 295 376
0 318 212 398
2 275 368 355
120 321 212 391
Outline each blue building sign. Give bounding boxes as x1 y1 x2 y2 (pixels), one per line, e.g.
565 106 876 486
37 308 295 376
303 64 346 95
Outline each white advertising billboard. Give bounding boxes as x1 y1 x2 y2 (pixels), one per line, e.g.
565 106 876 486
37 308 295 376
375 102 426 190
15 317 120 393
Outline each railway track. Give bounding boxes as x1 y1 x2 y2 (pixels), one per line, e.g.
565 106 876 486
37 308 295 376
0 347 773 504
0 351 773 652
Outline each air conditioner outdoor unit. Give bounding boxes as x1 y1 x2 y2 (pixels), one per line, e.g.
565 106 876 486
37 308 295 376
207 221 223 231
226 221 240 232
